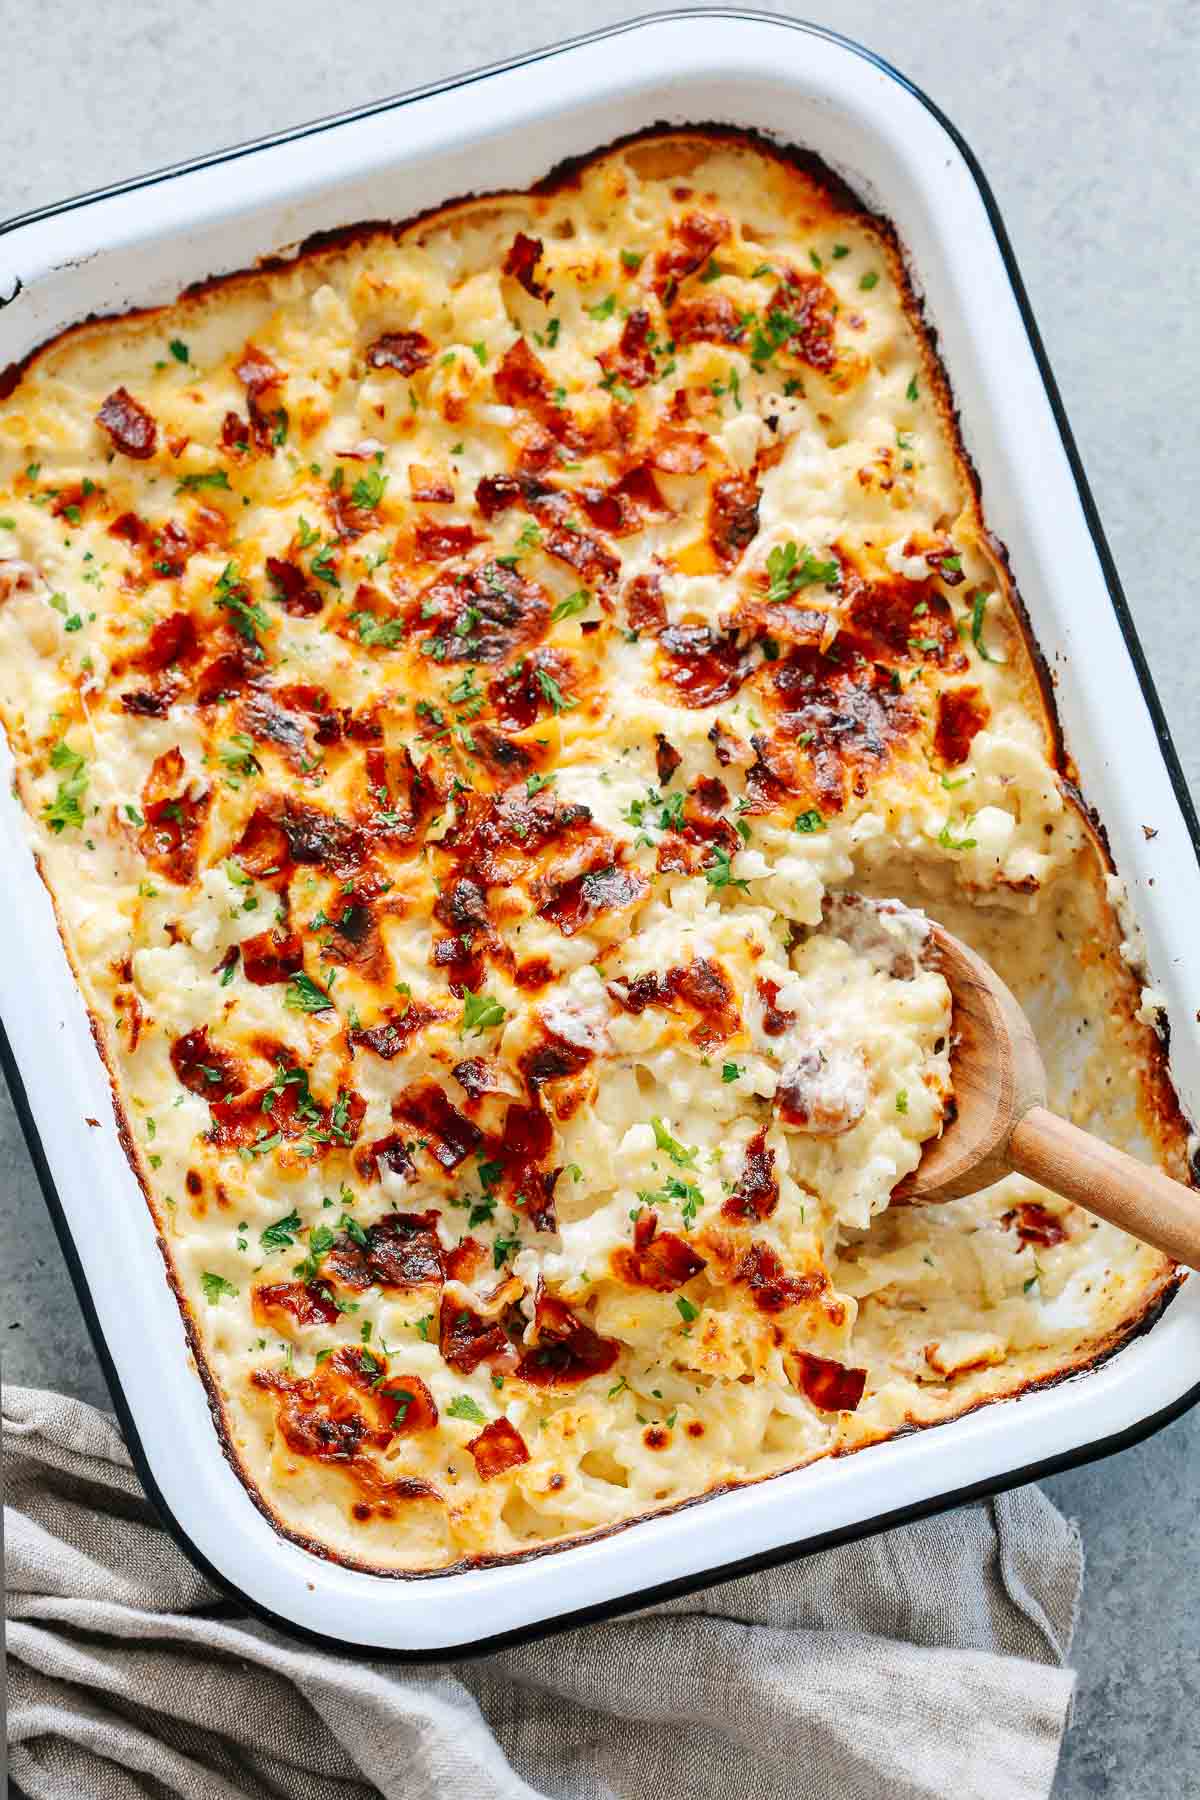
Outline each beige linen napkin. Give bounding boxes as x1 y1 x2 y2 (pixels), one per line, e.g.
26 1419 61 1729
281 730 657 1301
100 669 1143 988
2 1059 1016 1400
4 1383 1080 1800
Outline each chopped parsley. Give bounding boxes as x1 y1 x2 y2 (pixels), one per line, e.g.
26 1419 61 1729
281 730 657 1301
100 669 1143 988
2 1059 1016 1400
42 741 88 834
704 846 749 892
284 971 335 1013
214 562 268 654
675 1295 699 1325
906 373 919 402
535 668 575 715
551 589 591 622
793 810 825 834
260 1208 302 1251
461 989 507 1036
351 611 405 649
969 588 1003 663
175 469 231 494
200 1271 239 1304
896 1089 909 1115
350 466 388 511
447 1394 487 1424
721 1062 743 1083
587 293 617 321
937 816 978 853
169 338 190 364
859 271 880 290
766 541 840 603
650 1117 697 1169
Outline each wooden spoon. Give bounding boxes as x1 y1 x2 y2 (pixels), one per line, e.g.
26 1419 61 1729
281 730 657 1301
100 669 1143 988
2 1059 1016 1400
899 919 1200 1268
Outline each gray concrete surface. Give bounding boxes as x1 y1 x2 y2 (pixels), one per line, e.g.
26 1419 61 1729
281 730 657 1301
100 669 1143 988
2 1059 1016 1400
2 3 1196 1793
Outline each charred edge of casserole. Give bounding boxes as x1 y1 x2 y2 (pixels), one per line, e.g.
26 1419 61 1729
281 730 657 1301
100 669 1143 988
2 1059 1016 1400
0 124 1192 1576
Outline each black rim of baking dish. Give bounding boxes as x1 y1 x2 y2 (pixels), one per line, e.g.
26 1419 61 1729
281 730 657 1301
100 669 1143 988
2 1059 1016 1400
2 9 1198 1661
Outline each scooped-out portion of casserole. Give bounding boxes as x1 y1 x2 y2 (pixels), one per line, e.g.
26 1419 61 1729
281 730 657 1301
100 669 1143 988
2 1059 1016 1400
0 130 1187 1572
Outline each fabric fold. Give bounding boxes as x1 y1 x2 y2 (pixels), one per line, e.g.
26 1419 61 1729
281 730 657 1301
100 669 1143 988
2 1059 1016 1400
5 1385 1078 1800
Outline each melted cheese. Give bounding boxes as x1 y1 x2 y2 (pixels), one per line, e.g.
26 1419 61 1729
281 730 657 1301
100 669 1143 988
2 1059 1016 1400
0 132 1182 1572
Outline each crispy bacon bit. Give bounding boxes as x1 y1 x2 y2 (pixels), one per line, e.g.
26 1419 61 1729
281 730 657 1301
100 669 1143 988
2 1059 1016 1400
597 307 656 388
474 472 531 519
229 801 291 878
515 1284 619 1387
195 651 253 705
493 338 584 448
445 1237 486 1284
366 330 433 375
769 271 838 375
207 1078 364 1155
776 1047 867 1136
736 1242 823 1313
121 689 173 717
416 559 551 663
170 1026 244 1097
934 685 990 765
924 546 966 587
542 520 620 587
503 231 550 301
222 411 251 453
108 511 145 545
326 1210 445 1290
612 1216 707 1292
1003 1201 1068 1248
413 518 482 563
494 1099 559 1232
354 1132 416 1185
234 344 285 453
608 955 740 1050
378 1374 439 1435
708 718 749 768
722 1128 779 1221
647 425 707 474
235 343 282 396
654 212 730 293
348 1002 448 1060
669 294 746 345
96 387 158 460
131 611 198 674
745 634 921 818
451 1057 505 1101
793 1351 867 1412
272 682 342 746
393 1080 482 1171
252 1280 340 1329
756 976 795 1037
440 1300 515 1375
540 861 649 938
654 733 682 786
250 1348 442 1498
845 571 961 666
576 465 669 538
240 928 304 985
467 1416 531 1481
624 571 668 635
239 692 311 772
408 464 455 504
679 775 739 852
266 556 323 617
658 623 748 708
708 474 761 568
518 1027 594 1091
137 748 210 885
514 957 554 990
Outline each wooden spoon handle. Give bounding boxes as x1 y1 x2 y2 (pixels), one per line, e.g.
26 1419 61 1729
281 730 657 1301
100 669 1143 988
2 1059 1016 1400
1008 1105 1200 1269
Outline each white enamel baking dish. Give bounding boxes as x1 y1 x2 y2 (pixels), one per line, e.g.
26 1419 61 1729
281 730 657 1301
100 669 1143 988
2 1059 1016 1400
2 10 1198 1656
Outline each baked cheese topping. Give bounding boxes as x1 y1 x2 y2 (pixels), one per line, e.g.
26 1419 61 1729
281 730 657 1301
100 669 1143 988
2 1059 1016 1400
0 133 1179 1570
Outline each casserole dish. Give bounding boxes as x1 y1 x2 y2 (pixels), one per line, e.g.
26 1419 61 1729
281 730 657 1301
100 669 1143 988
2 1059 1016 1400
1 9 1198 1652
